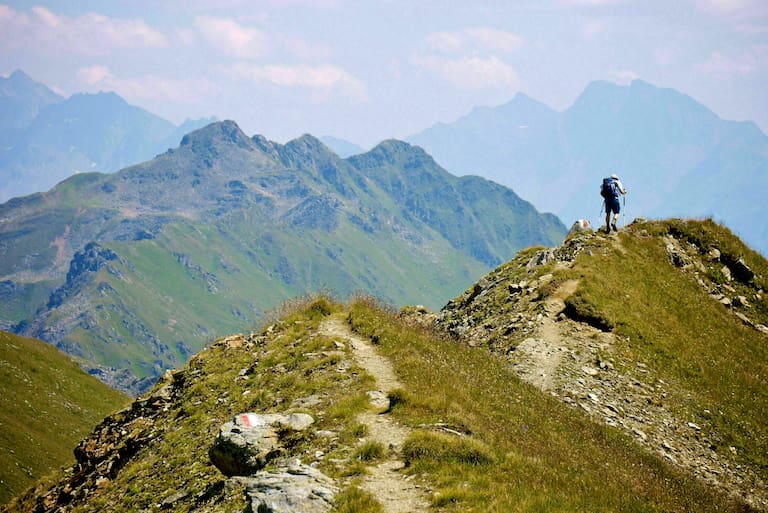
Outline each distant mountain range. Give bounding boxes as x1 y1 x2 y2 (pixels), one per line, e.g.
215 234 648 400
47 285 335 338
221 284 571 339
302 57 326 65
0 70 215 202
0 120 565 393
407 79 768 256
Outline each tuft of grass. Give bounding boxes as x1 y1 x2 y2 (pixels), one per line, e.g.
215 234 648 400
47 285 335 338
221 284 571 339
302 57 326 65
331 485 383 513
403 430 495 467
352 440 386 462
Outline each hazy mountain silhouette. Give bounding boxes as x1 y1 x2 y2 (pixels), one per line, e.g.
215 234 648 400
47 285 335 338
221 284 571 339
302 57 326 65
408 79 768 255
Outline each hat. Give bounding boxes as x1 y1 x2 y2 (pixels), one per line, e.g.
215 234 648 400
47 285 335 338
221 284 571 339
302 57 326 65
611 174 619 179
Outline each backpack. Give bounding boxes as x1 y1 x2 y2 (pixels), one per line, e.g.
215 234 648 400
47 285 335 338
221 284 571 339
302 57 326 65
600 177 618 199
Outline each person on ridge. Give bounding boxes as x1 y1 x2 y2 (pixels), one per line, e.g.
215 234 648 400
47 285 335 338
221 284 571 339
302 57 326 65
603 173 626 233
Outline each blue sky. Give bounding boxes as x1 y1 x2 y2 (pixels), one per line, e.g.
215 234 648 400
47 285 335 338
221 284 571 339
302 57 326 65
1 0 766 147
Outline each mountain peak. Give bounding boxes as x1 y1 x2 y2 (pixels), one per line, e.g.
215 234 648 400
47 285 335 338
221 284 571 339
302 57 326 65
8 69 35 85
355 139 436 169
179 120 256 153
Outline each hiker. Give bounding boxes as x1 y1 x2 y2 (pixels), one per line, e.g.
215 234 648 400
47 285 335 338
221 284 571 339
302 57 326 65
601 174 627 233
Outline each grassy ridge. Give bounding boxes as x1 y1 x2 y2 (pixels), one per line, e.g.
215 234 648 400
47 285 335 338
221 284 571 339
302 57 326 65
563 220 768 474
348 298 746 512
0 331 128 505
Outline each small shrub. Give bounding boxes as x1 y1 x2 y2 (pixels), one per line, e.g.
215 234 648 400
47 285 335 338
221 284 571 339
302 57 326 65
432 485 471 507
349 423 368 438
275 424 312 452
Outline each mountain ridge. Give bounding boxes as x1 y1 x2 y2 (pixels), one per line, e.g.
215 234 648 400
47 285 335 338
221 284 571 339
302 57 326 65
1 120 566 394
0 71 216 202
4 219 766 512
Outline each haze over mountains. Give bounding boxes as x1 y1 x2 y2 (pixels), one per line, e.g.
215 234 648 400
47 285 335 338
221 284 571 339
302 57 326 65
0 119 564 393
407 79 768 256
0 70 215 202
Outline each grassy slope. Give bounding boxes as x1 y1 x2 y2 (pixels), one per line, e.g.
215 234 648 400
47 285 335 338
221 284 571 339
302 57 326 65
4 294 753 512
51 205 489 385
0 331 128 505
562 220 768 475
348 299 746 512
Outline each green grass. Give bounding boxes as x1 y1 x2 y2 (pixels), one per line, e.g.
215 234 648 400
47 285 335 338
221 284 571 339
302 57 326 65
4 296 382 512
0 331 129 505
348 297 746 512
351 440 386 462
561 219 768 473
331 485 383 513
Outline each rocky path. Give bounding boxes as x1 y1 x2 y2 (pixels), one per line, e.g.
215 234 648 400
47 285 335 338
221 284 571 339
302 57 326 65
319 316 428 513
514 280 768 510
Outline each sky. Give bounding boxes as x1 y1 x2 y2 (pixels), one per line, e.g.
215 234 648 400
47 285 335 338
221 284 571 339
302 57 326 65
1 0 766 148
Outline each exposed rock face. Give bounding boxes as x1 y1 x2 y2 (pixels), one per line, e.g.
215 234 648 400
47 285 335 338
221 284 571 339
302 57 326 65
208 412 338 513
47 242 122 309
28 368 186 511
209 413 315 477
243 462 338 513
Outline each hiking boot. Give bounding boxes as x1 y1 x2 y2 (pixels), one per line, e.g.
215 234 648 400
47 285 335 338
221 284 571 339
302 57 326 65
611 222 618 232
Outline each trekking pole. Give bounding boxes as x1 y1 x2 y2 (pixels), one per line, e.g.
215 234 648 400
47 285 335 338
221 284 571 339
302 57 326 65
622 195 626 227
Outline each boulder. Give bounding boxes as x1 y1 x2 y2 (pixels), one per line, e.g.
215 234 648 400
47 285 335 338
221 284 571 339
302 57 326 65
245 461 338 513
209 413 314 477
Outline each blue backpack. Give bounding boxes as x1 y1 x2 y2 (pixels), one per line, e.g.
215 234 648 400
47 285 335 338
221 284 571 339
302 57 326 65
600 177 618 199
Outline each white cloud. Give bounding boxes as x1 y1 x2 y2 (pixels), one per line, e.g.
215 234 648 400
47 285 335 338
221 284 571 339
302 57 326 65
0 4 167 56
31 6 60 28
77 65 113 85
76 66 217 104
580 18 607 39
412 55 520 91
696 47 768 76
426 27 524 54
607 69 639 84
228 62 367 100
194 16 268 59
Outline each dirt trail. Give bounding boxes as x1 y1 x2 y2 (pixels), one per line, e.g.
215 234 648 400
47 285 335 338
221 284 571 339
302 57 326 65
319 316 429 513
513 279 579 390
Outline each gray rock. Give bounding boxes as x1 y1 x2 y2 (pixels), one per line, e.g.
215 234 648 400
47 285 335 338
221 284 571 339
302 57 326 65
209 413 315 477
366 390 390 413
245 461 338 513
526 249 556 271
